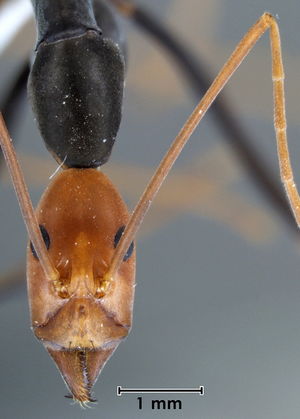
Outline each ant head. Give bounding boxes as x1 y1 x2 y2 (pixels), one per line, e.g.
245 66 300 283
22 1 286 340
27 168 135 402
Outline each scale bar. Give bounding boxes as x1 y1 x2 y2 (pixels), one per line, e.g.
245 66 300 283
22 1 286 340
117 386 204 396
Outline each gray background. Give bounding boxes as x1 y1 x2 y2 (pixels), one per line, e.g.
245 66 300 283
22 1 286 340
1 0 300 418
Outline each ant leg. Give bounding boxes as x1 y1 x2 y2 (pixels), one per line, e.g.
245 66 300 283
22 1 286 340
0 114 59 282
269 20 300 226
104 13 288 282
109 0 295 232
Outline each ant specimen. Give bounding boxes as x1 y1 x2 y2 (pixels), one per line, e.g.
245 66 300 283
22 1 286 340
0 0 297 407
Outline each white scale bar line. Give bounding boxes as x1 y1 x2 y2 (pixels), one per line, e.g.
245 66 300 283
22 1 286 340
116 386 204 396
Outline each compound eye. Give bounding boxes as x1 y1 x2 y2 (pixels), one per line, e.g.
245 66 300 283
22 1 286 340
30 225 51 259
113 225 134 261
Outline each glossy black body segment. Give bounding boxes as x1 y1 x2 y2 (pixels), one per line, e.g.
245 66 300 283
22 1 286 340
28 0 125 168
31 0 101 47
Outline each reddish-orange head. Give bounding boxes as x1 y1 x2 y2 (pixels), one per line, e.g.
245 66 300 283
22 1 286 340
27 169 135 403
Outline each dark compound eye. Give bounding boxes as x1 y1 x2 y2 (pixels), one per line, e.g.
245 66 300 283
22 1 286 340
114 225 134 261
30 225 51 259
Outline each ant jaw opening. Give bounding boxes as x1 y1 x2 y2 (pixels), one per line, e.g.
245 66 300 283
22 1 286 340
47 345 117 404
33 294 130 402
